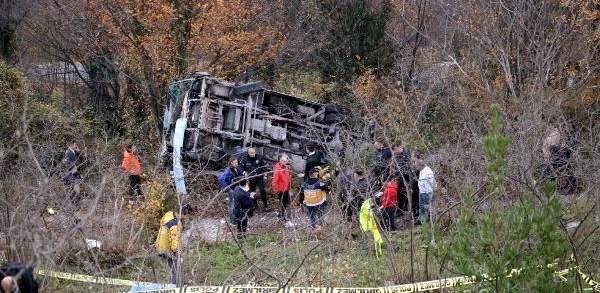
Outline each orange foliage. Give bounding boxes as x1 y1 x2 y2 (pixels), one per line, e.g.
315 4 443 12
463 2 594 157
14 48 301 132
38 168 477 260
558 0 600 110
85 0 285 82
85 0 177 81
190 0 286 79
78 0 285 134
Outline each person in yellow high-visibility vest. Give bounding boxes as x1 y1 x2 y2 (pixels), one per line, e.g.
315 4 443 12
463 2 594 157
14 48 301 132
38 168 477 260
359 198 383 258
155 204 192 285
300 168 330 232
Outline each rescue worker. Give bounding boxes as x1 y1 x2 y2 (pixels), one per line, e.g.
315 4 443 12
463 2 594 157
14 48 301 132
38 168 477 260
155 204 192 285
300 168 330 232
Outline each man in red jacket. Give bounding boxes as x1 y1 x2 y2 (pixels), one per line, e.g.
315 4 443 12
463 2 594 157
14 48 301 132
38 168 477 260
380 177 398 231
272 155 291 223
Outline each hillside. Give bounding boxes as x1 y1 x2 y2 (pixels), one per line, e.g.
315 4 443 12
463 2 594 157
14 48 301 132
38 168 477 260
1 1 599 292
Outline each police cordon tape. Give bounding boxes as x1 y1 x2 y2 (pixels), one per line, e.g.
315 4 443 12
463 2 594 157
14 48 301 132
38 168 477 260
37 269 152 286
36 266 599 293
580 269 600 292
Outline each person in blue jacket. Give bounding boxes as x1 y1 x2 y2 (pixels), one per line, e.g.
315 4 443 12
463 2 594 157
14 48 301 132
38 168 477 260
218 156 244 222
218 157 244 195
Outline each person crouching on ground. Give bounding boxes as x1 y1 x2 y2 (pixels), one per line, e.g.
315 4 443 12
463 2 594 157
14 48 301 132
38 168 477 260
155 204 192 285
300 168 330 232
231 178 256 239
0 262 39 293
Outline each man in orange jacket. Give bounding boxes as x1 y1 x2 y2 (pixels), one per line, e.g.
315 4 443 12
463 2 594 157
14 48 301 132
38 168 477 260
121 144 142 202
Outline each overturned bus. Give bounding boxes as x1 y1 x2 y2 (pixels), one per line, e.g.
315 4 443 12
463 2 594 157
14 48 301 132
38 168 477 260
161 72 361 194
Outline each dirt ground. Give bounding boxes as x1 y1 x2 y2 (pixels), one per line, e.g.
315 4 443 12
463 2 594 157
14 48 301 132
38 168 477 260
183 205 328 243
40 192 324 249
36 178 415 256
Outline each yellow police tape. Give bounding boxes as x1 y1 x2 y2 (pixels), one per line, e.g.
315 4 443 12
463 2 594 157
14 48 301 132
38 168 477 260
36 266 599 293
37 269 152 286
580 269 600 292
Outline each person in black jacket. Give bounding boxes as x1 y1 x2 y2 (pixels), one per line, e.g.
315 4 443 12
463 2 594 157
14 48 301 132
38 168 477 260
547 144 577 193
408 150 421 220
345 170 367 222
0 263 39 293
63 141 81 206
392 141 411 217
303 142 328 180
372 139 392 187
231 179 256 239
238 147 270 211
